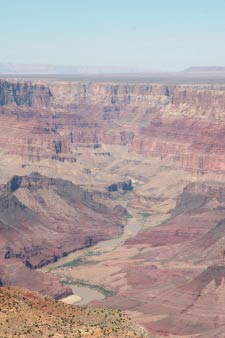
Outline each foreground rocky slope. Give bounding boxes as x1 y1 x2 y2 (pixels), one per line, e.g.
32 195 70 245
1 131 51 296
0 286 149 337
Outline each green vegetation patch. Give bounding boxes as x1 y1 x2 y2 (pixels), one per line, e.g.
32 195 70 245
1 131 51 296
57 257 97 269
62 276 116 298
139 212 151 218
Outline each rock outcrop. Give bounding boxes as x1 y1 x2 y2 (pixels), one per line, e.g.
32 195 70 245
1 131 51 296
107 180 133 192
0 80 52 107
0 172 125 297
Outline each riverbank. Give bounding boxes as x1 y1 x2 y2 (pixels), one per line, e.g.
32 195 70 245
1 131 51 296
40 202 149 305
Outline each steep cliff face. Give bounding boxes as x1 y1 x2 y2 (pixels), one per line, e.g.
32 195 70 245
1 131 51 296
1 80 225 172
49 82 225 173
51 82 174 106
172 87 225 116
49 81 225 118
0 80 52 107
1 79 225 170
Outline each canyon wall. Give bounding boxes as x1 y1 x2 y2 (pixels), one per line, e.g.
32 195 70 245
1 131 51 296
0 80 52 107
1 79 225 173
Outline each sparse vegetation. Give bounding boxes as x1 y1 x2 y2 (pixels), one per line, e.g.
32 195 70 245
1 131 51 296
49 250 102 270
139 212 151 218
58 274 116 298
56 257 97 269
0 286 148 337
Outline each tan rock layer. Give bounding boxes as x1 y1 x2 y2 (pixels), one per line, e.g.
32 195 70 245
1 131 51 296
1 80 225 172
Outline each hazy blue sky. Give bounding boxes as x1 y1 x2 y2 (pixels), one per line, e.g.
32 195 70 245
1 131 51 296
0 0 225 71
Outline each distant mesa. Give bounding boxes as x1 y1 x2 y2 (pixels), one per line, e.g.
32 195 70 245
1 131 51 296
184 66 225 73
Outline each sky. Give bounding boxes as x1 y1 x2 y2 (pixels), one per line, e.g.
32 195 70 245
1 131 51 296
0 0 225 71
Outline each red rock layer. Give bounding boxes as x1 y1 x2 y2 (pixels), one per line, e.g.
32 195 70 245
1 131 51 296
0 173 124 268
1 80 225 172
91 182 225 336
0 259 71 299
0 173 125 298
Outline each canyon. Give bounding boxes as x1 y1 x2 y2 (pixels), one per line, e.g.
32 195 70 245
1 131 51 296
1 78 225 337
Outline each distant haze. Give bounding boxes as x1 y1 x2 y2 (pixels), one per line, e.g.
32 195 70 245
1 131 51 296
1 64 225 80
0 63 158 75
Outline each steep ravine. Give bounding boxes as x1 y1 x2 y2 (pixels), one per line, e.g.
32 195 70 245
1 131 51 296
0 172 126 298
41 201 146 306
